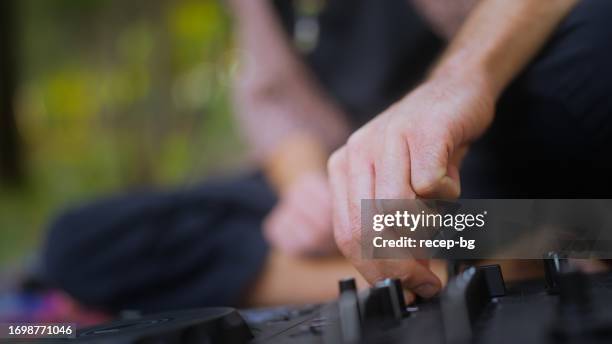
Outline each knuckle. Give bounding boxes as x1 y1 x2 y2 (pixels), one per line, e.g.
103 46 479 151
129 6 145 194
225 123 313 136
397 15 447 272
413 175 440 196
436 128 455 148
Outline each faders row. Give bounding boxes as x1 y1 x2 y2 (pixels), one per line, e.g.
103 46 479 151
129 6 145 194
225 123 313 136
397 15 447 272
318 256 612 344
69 255 612 343
326 264 506 344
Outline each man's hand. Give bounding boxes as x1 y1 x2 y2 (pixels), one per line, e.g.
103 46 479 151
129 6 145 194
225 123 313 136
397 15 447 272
327 73 494 297
264 171 338 257
326 0 579 297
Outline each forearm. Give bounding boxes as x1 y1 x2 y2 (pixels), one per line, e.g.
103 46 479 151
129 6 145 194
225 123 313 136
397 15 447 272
228 0 301 87
229 0 349 146
234 87 342 193
431 0 579 99
229 0 349 191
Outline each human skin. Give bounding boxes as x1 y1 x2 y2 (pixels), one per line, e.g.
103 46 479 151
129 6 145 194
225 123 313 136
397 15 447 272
229 0 349 256
327 0 579 298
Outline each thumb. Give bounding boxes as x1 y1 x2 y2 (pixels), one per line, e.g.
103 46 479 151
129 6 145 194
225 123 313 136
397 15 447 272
358 258 442 298
409 136 461 199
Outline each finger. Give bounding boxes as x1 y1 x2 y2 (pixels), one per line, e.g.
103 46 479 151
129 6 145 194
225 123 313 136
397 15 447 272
346 136 375 255
409 134 459 199
357 258 442 298
399 261 442 298
420 174 460 199
375 133 415 200
328 148 352 254
419 144 468 198
403 289 416 305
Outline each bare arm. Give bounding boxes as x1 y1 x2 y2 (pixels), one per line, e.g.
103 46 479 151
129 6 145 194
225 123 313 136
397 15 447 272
227 1 350 257
228 0 349 192
432 0 579 99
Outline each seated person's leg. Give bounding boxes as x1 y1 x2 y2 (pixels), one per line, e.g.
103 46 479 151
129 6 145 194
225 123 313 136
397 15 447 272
44 173 276 313
43 173 387 313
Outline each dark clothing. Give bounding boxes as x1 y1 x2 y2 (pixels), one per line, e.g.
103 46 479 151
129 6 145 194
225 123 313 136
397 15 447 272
44 0 612 313
274 0 444 127
281 0 612 197
462 0 612 197
44 174 275 312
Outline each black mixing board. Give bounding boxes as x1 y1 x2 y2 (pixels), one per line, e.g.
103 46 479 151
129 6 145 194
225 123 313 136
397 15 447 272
64 256 612 343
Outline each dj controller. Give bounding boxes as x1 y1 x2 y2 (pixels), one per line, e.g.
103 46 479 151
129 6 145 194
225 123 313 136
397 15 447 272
61 255 612 343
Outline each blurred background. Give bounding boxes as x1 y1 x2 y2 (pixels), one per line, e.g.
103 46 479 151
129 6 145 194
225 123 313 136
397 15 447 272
0 0 245 265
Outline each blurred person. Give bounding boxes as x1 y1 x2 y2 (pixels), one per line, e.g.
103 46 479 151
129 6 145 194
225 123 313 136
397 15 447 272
42 0 612 316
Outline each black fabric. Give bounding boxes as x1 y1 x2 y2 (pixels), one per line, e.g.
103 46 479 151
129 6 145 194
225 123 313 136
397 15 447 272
43 173 275 313
461 0 612 197
277 0 612 197
306 0 444 127
274 0 444 127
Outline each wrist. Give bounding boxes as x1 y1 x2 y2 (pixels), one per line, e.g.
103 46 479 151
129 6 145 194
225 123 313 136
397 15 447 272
415 58 497 142
264 132 328 195
429 52 502 102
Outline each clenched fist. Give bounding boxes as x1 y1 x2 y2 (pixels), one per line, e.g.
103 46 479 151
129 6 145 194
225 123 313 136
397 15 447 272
264 171 338 257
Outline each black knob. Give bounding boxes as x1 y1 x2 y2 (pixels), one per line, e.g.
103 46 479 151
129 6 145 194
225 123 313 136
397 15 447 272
479 265 506 297
441 266 495 344
391 278 408 313
377 278 407 317
339 278 357 294
363 284 400 324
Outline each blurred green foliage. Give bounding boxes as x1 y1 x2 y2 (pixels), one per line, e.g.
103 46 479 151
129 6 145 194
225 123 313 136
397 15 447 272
0 0 246 263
